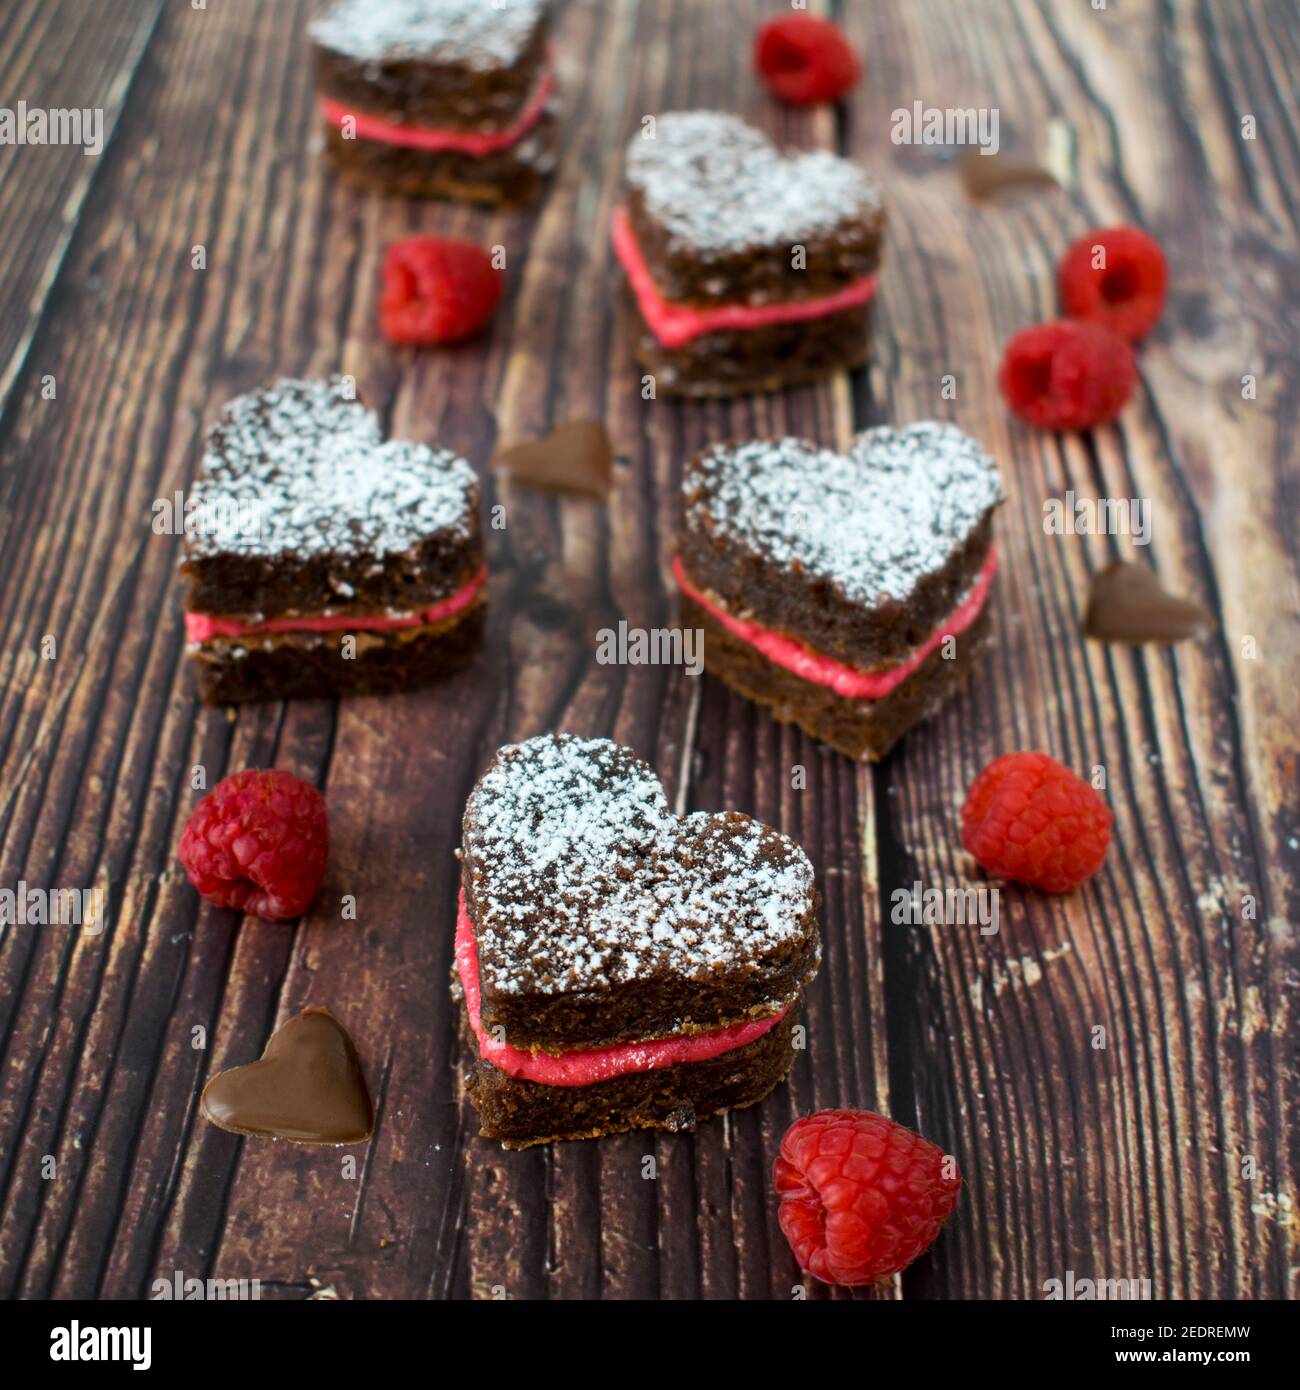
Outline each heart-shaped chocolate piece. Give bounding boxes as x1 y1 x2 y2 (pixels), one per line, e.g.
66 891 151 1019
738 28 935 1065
461 734 820 1051
202 1006 374 1144
491 419 615 498
626 111 882 259
958 148 1060 201
1084 561 1212 642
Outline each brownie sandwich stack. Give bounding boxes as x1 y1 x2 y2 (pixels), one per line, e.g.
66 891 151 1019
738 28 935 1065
676 421 1004 761
612 111 885 396
455 734 821 1148
310 0 558 205
181 376 484 703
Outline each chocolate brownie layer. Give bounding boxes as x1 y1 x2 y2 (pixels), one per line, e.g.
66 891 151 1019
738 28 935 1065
461 734 820 1053
182 377 481 620
312 0 551 133
462 1005 800 1148
192 599 484 704
321 114 557 206
624 112 884 307
680 425 1002 669
628 296 872 399
685 597 995 762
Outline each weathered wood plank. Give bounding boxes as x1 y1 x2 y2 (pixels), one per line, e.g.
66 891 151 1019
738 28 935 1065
0 0 162 422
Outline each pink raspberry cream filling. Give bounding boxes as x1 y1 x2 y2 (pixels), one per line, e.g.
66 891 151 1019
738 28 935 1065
455 890 788 1087
185 564 486 644
610 205 879 348
318 64 555 158
674 550 996 701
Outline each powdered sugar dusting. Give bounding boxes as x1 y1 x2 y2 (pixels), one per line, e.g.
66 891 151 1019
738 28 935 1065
684 422 1003 607
189 376 477 562
464 734 816 996
626 111 881 253
309 0 545 69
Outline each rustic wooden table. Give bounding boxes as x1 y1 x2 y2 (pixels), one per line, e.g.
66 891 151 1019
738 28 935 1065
0 0 1295 1302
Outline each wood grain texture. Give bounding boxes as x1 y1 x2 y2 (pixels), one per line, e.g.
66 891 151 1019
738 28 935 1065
0 0 163 418
0 0 1294 1302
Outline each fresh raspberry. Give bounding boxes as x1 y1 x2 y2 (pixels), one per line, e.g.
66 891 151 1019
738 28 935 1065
754 15 860 105
961 751 1112 893
1058 225 1168 342
998 319 1136 431
179 769 328 921
774 1110 961 1286
379 236 503 345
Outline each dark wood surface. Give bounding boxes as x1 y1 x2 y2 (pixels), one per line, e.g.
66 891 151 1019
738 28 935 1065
0 0 1295 1301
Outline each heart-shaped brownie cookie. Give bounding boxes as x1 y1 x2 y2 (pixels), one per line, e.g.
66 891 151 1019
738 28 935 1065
186 376 478 599
614 112 886 396
310 0 547 71
201 1007 374 1144
627 110 881 260
460 733 820 1051
676 422 1003 760
180 376 485 702
310 0 558 208
681 421 1003 668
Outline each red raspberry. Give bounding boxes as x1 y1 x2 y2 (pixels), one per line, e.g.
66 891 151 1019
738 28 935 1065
998 319 1136 431
961 751 1112 893
1058 225 1168 342
178 769 328 921
775 1110 961 1286
754 15 860 105
379 236 503 345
